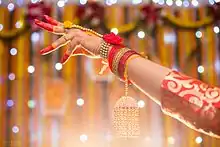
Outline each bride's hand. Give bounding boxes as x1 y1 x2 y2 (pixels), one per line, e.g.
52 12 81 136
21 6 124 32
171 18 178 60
34 15 102 64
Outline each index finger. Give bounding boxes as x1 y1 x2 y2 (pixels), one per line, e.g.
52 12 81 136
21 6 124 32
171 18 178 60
35 19 65 34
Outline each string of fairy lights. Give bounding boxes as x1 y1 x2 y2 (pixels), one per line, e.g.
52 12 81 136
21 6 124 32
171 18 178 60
0 0 219 146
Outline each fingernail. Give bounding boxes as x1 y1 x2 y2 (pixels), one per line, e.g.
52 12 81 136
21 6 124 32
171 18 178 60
44 15 59 26
39 45 54 55
61 53 70 64
34 19 40 24
44 15 48 18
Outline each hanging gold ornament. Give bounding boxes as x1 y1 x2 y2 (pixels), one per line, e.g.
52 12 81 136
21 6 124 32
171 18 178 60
113 55 140 138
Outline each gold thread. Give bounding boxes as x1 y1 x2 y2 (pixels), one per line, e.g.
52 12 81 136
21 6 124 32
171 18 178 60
124 54 141 96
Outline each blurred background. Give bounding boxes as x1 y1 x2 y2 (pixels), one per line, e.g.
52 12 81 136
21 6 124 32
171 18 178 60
0 0 220 147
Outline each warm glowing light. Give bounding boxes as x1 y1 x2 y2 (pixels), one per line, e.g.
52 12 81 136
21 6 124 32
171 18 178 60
138 100 145 108
80 0 87 5
132 0 142 4
195 136 203 144
80 134 88 143
8 73 16 81
195 31 202 38
55 63 63 71
10 48 17 56
152 0 159 3
111 28 119 35
57 0 65 7
197 65 204 73
168 136 175 144
106 0 117 5
12 126 19 133
175 0 182 6
138 31 145 39
28 100 36 109
15 21 23 29
8 3 15 11
166 0 173 6
28 65 35 74
213 26 220 34
77 98 84 106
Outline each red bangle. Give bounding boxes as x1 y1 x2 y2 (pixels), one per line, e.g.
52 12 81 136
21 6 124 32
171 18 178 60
118 50 139 80
107 45 124 72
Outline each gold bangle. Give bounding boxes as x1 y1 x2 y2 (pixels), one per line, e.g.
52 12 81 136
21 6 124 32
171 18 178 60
112 48 130 76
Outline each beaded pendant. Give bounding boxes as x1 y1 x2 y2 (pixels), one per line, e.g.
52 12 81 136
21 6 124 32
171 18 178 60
113 63 140 138
113 96 140 138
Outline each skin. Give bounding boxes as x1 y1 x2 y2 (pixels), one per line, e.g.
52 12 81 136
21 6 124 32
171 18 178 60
35 16 220 138
35 16 171 106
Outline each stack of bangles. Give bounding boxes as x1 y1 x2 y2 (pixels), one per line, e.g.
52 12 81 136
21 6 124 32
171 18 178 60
99 40 143 83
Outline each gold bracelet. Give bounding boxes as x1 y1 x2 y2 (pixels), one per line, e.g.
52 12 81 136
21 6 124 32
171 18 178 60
112 48 130 76
99 41 111 59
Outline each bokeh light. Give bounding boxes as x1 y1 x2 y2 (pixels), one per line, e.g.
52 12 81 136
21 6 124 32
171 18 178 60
80 0 87 5
195 136 203 144
0 24 3 31
138 100 145 108
166 0 173 6
197 65 204 73
132 0 142 5
111 28 119 35
10 48 17 56
77 98 84 106
209 0 215 5
31 32 40 43
175 0 182 6
7 3 15 11
195 31 202 38
168 136 175 145
80 134 88 143
55 63 63 71
213 26 220 34
158 0 165 5
28 65 35 74
57 0 65 7
137 31 145 39
183 0 190 7
8 73 16 81
7 99 14 107
191 0 199 7
28 100 36 109
15 21 23 29
12 126 19 133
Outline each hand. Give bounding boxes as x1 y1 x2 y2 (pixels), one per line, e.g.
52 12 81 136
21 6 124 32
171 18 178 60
34 15 102 64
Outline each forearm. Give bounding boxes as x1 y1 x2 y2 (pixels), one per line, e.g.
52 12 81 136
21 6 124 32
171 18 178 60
127 57 171 105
